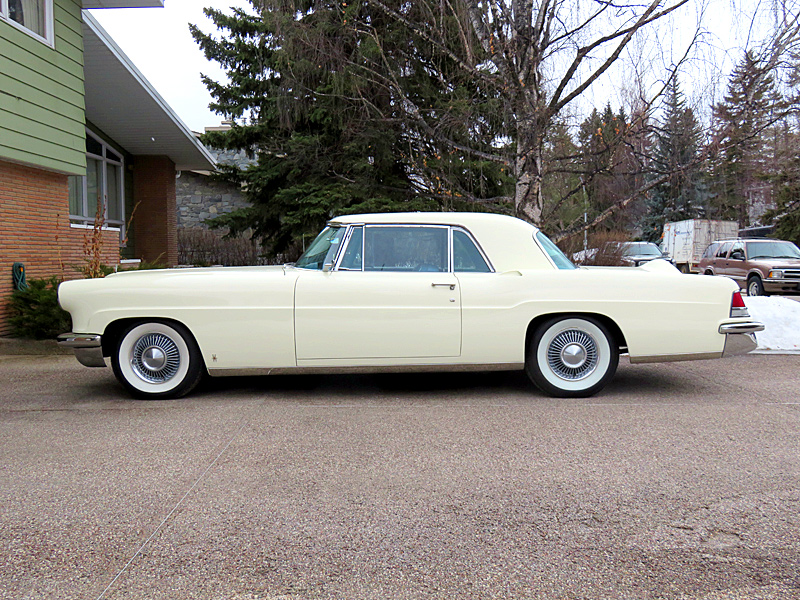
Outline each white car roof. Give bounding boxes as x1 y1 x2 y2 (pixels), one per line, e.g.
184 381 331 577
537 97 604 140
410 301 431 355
328 212 553 272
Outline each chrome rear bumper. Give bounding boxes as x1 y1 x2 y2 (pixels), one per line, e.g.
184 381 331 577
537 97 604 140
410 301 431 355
57 333 106 367
719 322 764 357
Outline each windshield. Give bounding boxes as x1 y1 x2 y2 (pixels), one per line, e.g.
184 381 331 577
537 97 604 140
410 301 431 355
624 243 662 257
747 240 800 260
295 226 346 270
535 231 576 270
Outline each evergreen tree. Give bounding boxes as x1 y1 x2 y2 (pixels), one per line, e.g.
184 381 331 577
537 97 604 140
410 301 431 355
764 138 800 245
709 51 783 226
191 2 510 254
577 104 642 233
640 79 704 242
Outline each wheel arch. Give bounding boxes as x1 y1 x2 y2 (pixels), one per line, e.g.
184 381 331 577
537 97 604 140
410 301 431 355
525 312 627 359
102 317 204 367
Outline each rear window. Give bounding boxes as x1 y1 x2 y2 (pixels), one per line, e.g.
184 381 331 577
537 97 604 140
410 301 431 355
535 232 576 270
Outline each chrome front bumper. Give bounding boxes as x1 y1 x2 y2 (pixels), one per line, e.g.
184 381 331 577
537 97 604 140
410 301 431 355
57 333 106 367
719 322 765 357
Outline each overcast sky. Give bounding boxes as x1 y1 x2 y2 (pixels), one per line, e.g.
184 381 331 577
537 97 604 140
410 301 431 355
89 0 251 133
89 0 763 133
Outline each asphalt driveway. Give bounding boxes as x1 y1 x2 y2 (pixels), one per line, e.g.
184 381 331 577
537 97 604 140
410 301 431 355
1 354 799 600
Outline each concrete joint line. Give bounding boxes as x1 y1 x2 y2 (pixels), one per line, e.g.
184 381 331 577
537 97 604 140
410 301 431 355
95 407 256 600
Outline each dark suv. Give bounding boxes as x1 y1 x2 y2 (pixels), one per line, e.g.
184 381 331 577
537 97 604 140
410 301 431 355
697 238 800 296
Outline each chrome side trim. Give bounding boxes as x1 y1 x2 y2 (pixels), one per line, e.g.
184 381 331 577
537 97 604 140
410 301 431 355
630 352 722 364
57 333 102 348
207 362 525 378
718 322 765 335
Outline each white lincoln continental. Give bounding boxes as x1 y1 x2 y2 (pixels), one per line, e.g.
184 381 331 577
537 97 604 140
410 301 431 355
58 212 764 399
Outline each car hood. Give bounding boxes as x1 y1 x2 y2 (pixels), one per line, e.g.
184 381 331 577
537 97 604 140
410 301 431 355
104 265 287 279
750 258 800 269
622 254 662 261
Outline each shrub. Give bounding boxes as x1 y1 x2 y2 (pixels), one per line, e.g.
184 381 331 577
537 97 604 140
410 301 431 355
177 227 291 266
8 277 71 340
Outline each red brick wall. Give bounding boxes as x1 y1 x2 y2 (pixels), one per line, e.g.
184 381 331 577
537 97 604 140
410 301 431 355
132 156 177 266
0 159 120 337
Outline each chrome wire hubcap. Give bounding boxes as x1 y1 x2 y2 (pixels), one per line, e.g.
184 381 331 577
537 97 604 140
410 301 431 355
131 333 181 383
547 330 598 380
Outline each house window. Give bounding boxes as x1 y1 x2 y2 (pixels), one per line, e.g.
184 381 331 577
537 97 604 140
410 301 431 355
68 131 125 239
1 0 54 45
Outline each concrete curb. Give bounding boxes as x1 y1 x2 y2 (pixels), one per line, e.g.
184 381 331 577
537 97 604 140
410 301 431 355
0 337 72 356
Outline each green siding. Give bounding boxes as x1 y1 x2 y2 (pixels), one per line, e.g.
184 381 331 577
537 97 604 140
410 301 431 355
0 0 85 175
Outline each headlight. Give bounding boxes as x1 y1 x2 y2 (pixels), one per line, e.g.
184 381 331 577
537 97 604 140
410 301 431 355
768 270 784 279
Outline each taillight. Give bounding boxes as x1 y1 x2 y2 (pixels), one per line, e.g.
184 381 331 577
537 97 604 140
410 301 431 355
730 291 749 318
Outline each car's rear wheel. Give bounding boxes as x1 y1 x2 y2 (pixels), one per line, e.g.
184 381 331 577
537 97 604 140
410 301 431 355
526 316 619 398
111 321 204 399
704 269 714 276
747 275 766 297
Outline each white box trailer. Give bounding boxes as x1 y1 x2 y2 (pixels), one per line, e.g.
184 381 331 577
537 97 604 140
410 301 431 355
662 219 739 274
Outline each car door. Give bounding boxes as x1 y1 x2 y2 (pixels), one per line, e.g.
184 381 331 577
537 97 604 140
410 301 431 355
726 241 747 284
294 224 462 361
713 241 733 275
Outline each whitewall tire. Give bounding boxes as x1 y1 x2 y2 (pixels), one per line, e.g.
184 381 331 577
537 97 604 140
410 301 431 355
112 321 204 399
526 316 618 398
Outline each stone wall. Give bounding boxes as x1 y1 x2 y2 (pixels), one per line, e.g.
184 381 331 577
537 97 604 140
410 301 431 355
176 147 255 229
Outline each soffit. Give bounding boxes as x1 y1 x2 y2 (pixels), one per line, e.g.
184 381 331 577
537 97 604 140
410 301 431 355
82 1 164 8
81 11 215 171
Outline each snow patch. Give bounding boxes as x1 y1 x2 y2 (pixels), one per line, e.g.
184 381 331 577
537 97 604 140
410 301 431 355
744 296 800 353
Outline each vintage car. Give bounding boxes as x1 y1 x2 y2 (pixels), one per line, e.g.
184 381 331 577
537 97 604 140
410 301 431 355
58 212 764 399
697 237 800 296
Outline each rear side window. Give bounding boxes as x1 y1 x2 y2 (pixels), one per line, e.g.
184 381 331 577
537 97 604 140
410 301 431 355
453 230 491 272
703 243 719 259
716 242 732 259
535 232 576 270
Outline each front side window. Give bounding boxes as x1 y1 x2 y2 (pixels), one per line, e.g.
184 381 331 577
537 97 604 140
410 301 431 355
364 226 448 272
2 0 52 44
535 231 576 270
296 226 346 270
338 226 363 270
68 131 125 234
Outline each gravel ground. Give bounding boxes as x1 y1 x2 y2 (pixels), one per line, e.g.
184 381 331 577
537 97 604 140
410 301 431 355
0 354 799 600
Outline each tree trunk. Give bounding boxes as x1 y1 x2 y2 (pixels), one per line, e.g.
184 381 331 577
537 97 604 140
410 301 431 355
514 120 545 226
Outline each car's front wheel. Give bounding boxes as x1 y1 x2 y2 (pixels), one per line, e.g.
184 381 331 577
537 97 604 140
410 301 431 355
747 275 766 297
111 321 204 399
526 316 619 398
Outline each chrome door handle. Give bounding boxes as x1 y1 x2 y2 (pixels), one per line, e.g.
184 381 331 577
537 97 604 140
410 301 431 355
431 283 456 290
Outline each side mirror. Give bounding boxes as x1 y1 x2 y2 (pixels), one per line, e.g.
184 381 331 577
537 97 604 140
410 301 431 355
730 251 744 261
322 262 333 273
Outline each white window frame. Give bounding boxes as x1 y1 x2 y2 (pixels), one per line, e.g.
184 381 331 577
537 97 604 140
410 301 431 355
69 129 125 243
0 0 55 47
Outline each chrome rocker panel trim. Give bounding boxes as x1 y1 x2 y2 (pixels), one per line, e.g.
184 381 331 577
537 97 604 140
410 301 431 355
208 362 525 378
